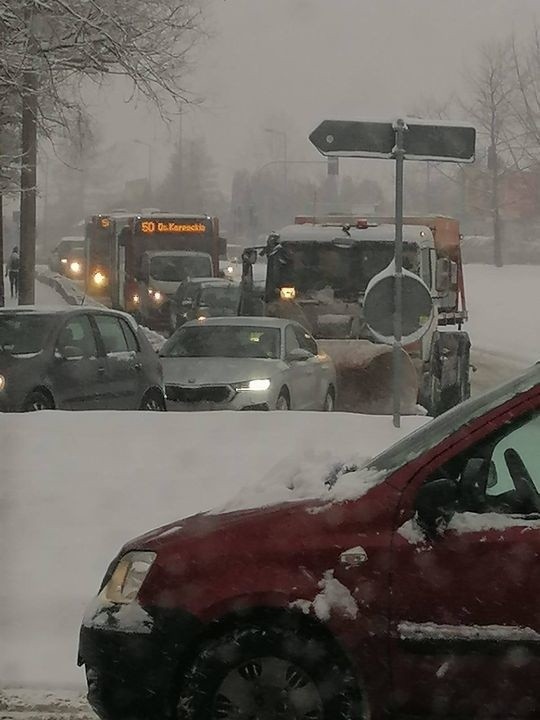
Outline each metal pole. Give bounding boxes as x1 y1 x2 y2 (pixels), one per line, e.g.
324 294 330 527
392 118 407 428
19 65 38 305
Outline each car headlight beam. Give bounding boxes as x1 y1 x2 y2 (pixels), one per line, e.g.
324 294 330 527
103 551 156 604
234 378 271 392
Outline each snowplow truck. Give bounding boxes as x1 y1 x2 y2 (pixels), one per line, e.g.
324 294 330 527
239 216 470 416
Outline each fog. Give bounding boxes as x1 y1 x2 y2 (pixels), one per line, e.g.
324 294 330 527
96 0 539 186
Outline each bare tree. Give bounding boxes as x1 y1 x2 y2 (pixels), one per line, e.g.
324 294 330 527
464 41 517 266
0 0 203 302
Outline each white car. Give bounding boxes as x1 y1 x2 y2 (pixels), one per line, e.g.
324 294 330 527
160 316 337 411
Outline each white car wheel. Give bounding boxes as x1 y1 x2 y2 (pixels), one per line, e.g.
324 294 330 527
323 388 335 412
276 391 290 411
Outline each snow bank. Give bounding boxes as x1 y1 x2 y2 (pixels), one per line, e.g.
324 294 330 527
466 264 540 364
0 410 424 687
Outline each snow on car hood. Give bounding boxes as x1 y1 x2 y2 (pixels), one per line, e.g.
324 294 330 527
161 356 283 386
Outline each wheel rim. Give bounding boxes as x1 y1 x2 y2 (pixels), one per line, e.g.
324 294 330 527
323 392 334 412
276 395 289 411
213 656 323 720
143 396 164 411
30 399 49 411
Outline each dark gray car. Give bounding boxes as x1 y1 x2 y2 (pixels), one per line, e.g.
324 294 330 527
0 307 165 411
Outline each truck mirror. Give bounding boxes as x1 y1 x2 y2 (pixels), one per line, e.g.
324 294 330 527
435 257 451 293
242 249 257 266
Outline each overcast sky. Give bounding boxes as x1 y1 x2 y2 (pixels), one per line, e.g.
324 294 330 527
97 0 540 187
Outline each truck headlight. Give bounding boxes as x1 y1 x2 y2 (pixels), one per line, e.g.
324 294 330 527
70 261 82 274
234 378 271 392
103 551 156 604
153 291 163 303
280 287 296 300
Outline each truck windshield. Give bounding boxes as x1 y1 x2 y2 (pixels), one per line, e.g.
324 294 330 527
162 325 280 359
150 255 212 282
276 241 419 298
0 314 54 355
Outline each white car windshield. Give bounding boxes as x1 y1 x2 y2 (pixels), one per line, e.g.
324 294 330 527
162 325 281 359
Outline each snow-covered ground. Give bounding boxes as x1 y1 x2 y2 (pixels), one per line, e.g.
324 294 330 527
0 411 424 690
4 279 69 309
466 264 539 364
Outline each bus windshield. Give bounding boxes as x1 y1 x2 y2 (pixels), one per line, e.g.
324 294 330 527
149 255 213 282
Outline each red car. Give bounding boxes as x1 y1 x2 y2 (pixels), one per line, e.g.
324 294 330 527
79 365 540 720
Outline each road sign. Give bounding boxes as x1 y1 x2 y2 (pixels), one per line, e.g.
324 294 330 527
309 115 475 427
310 119 476 163
363 265 434 345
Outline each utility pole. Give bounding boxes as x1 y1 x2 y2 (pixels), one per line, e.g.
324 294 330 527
19 8 39 305
0 191 4 307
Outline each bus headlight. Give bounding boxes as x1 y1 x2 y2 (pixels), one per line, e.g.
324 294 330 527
70 261 82 274
92 271 107 287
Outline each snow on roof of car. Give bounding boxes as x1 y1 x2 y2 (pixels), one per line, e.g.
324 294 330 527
277 223 434 247
182 316 293 329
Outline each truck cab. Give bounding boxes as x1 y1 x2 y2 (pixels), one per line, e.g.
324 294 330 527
135 250 214 331
240 217 470 416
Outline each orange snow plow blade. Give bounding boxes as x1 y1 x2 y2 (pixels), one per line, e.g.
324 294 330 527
319 340 419 415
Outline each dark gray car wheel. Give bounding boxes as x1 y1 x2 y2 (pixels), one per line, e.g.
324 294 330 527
140 391 166 411
24 390 55 412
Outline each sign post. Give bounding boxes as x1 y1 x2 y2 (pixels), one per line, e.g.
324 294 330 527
309 117 476 427
392 119 406 427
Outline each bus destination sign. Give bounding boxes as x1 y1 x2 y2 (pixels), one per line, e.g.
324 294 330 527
139 220 206 234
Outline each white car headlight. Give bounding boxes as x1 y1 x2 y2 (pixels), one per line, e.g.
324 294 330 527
103 551 156 604
0 374 5 391
234 378 271 392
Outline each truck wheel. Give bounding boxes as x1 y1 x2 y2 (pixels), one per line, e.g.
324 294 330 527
427 331 471 416
177 624 363 720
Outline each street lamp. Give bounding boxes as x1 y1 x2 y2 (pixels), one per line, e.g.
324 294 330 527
133 140 153 197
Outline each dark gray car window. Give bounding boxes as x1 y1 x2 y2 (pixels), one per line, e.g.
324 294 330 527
119 319 140 352
94 315 130 354
57 315 98 358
